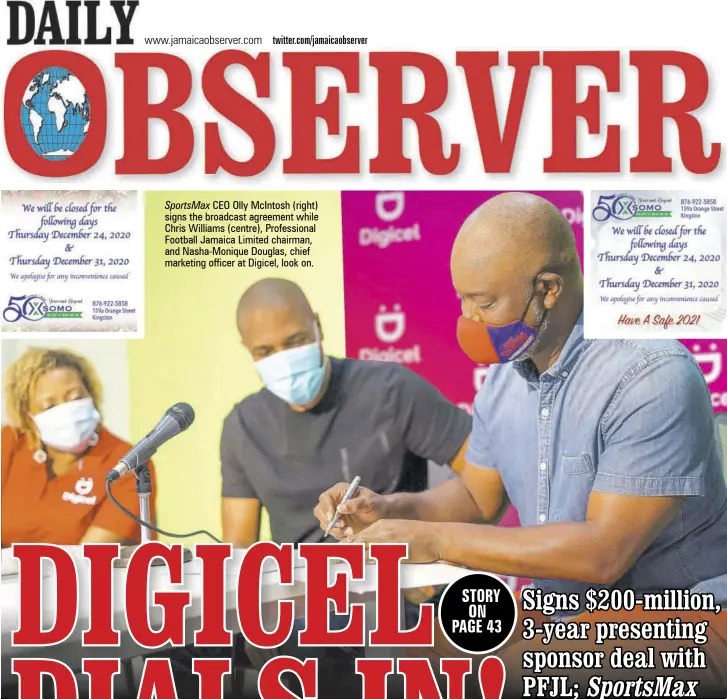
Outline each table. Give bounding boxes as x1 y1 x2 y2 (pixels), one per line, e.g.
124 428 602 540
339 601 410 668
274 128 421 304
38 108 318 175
1 547 471 677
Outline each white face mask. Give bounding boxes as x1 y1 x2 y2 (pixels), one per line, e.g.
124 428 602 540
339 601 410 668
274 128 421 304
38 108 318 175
32 397 101 454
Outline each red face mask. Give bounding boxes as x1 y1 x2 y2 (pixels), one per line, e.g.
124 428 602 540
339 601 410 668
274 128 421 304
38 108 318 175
457 285 544 365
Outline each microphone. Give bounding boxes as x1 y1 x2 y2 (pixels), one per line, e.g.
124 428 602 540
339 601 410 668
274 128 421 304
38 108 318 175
106 403 195 482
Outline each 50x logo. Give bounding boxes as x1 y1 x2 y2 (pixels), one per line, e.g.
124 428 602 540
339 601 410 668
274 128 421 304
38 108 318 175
3 295 48 323
592 194 637 222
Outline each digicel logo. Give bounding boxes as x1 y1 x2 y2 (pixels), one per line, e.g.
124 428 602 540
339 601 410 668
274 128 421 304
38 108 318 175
3 49 722 178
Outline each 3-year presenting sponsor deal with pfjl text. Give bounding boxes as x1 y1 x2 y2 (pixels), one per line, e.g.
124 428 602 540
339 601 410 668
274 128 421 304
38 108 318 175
0 190 142 336
518 586 722 699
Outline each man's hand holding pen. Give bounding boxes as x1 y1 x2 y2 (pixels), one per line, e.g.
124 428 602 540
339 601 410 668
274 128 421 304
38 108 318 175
315 481 442 564
315 480 388 538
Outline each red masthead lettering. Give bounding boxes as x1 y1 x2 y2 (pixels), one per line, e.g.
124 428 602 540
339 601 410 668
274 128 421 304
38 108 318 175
194 543 232 646
12 544 78 646
457 51 539 173
4 51 106 177
298 543 366 646
284 52 361 174
369 543 434 646
356 658 394 696
202 50 275 176
479 657 506 699
82 659 121 699
544 51 621 173
258 657 318 699
136 659 178 699
125 543 191 648
116 53 193 174
370 52 459 175
238 542 295 648
192 658 232 699
12 659 78 699
630 50 720 174
2 50 720 176
400 658 472 699
83 543 120 646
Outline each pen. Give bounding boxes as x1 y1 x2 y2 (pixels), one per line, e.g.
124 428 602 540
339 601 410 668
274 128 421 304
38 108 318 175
325 476 361 538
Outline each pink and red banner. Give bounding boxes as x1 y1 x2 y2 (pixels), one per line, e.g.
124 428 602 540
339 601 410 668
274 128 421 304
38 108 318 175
341 191 727 586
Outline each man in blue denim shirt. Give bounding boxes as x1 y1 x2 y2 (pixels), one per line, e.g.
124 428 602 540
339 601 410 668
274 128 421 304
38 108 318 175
317 193 727 695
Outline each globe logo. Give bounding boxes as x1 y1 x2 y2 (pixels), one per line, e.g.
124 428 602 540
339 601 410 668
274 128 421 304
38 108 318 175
20 66 91 161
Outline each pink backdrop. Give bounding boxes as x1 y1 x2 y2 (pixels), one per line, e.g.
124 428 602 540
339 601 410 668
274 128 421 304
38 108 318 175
341 191 727 587
342 191 585 412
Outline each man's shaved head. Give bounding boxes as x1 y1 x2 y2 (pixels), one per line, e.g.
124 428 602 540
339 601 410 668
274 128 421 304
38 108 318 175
238 278 314 324
237 278 320 360
452 192 579 286
451 192 582 367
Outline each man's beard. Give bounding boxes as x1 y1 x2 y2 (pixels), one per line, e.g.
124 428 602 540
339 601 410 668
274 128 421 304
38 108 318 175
515 306 549 362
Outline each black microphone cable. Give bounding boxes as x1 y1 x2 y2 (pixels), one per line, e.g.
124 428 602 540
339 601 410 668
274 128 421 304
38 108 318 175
105 479 222 543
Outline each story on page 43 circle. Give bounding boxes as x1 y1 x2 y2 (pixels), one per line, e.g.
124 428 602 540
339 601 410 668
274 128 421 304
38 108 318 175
1 190 142 336
340 190 727 590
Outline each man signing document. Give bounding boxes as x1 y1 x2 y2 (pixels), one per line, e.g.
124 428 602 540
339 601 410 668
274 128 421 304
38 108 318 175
315 192 727 697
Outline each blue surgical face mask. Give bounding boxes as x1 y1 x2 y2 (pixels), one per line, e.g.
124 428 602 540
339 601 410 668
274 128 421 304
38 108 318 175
255 340 326 406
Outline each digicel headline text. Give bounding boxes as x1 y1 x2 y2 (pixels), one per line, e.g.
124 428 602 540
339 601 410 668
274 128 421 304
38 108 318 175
9 542 504 699
3 49 721 178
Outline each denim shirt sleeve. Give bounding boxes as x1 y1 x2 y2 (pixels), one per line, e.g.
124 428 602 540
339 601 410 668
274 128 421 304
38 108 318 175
594 354 713 497
466 382 495 469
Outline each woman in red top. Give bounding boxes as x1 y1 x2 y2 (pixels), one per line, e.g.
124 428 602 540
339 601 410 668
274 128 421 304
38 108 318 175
1 347 156 546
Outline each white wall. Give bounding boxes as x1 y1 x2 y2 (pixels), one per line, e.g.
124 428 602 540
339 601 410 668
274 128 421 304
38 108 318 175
0 340 131 441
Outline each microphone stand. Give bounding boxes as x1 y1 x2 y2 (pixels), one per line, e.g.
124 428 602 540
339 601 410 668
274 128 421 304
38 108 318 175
136 464 153 544
115 462 192 566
